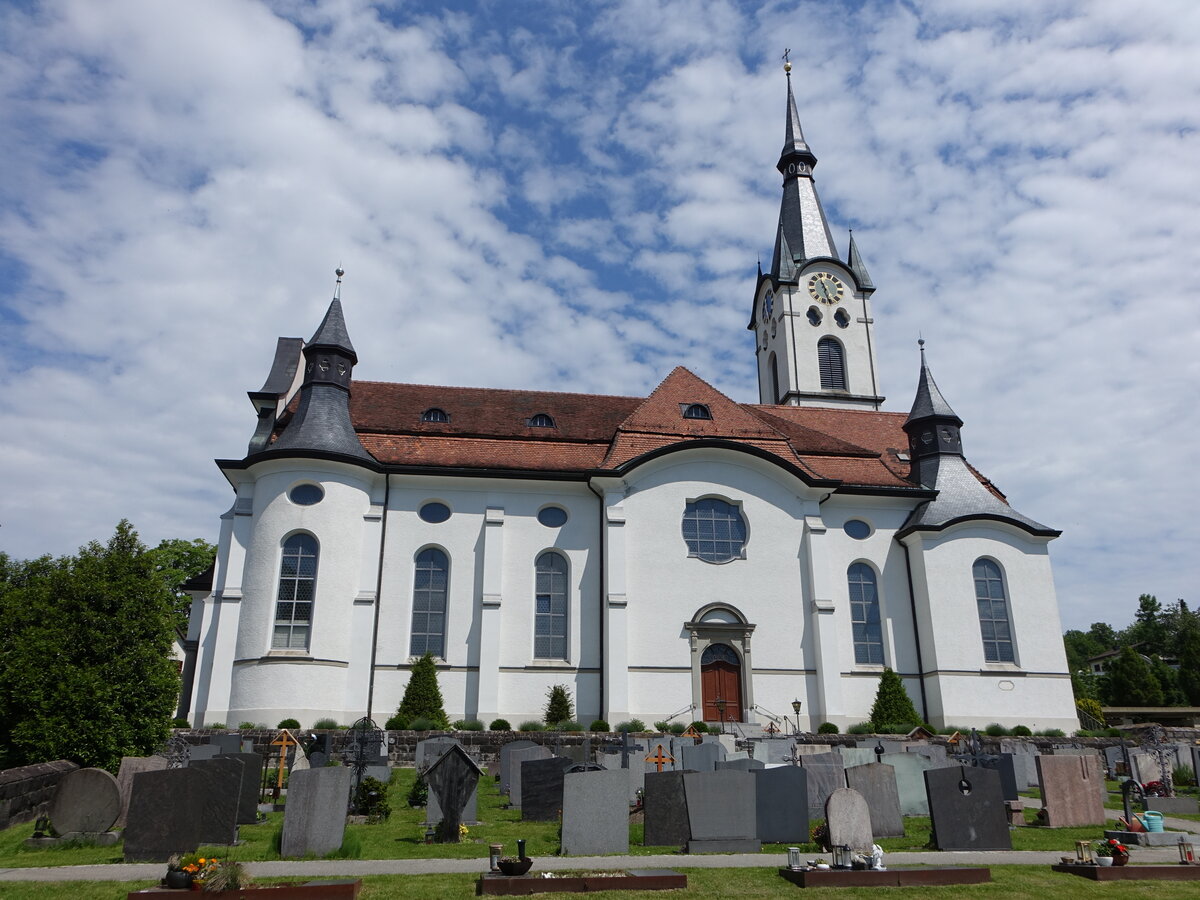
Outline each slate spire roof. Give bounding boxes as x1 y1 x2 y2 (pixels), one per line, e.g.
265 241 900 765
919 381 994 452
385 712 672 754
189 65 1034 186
906 341 961 425
847 230 875 293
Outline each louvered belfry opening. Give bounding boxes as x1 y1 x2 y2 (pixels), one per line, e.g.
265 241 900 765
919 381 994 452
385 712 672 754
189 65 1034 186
817 337 847 390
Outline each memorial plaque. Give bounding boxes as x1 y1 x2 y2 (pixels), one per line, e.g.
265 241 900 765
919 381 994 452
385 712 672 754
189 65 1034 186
752 766 808 843
925 765 1011 850
281 766 353 857
643 770 691 847
826 787 873 853
845 762 903 837
520 756 573 821
561 770 629 855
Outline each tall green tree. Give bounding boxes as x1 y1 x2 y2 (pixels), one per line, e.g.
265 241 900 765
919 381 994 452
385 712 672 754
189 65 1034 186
0 522 180 771
1177 608 1200 705
1100 646 1164 707
146 537 216 632
544 684 574 726
868 668 923 730
396 652 449 728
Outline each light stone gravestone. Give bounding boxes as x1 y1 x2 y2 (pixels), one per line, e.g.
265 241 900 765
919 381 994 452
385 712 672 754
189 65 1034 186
124 768 206 862
280 766 352 857
751 766 808 843
844 762 904 837
907 744 949 766
115 756 168 827
925 765 1011 851
561 769 629 855
680 742 723 772
839 747 878 768
755 740 796 765
881 752 936 816
825 787 874 854
48 767 121 836
212 734 245 755
683 770 760 853
188 744 222 762
643 770 692 847
498 740 537 794
1037 755 1105 827
797 751 845 822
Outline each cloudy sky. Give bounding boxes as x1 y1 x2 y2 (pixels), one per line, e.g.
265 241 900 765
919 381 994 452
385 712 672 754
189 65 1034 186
2 0 1197 633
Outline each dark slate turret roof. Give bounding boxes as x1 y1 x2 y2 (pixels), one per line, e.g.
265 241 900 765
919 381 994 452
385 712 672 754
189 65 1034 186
306 298 357 362
906 345 962 425
847 232 875 292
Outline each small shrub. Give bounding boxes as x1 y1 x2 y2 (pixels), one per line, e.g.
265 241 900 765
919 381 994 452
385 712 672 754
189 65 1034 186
453 719 485 731
653 721 671 732
1038 728 1066 737
1105 728 1124 737
384 714 408 730
985 722 1009 737
688 721 709 734
409 717 437 731
669 722 687 735
206 722 227 729
873 723 912 735
810 821 830 851
396 651 450 729
171 718 190 728
817 722 839 734
518 720 545 732
544 684 574 726
312 717 340 730
589 719 610 732
847 721 874 735
277 718 301 730
490 718 512 731
1173 764 1196 788
616 719 646 733
353 775 392 821
559 720 583 732
407 772 428 807
238 721 258 730
1010 724 1032 736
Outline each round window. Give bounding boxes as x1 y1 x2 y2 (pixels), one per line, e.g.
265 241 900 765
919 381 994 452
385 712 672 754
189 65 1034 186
537 506 568 528
419 502 451 524
289 484 324 506
843 519 871 540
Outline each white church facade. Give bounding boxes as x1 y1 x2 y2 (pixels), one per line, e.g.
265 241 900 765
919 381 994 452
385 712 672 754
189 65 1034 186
182 72 1077 733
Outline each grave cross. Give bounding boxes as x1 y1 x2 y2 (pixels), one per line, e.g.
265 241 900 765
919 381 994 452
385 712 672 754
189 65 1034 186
1144 725 1175 796
645 743 675 773
620 731 644 769
681 724 703 744
344 716 385 812
270 729 298 798
764 721 780 735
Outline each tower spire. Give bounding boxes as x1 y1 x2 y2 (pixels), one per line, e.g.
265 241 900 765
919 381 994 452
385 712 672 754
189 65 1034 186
847 230 875 292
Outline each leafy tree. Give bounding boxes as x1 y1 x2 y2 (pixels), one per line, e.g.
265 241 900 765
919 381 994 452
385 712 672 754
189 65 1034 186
1149 654 1186 706
395 652 449 729
0 522 180 771
868 668 922 729
1177 608 1200 705
146 537 216 632
1123 594 1168 656
543 684 574 726
1099 646 1164 707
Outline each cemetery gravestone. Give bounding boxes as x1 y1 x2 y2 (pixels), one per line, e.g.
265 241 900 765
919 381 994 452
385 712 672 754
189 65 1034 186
751 766 808 843
755 740 796 765
508 746 552 809
217 752 264 825
798 751 845 822
189 744 222 762
839 747 878 768
124 768 206 862
680 741 723 772
115 756 168 827
825 787 874 854
561 770 630 855
643 770 692 847
189 757 244 845
684 770 760 853
498 740 537 794
881 752 935 816
925 765 1011 851
844 762 904 838
48 767 121 836
281 766 353 857
1037 755 1106 827
974 754 1020 801
520 756 574 821
417 739 478 825
907 744 949 766
212 734 245 755
1103 746 1124 779
424 744 482 842
716 758 764 771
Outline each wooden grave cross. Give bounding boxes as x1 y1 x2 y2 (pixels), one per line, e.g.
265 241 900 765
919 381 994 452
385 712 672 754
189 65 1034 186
764 721 780 735
645 743 674 773
270 729 299 796
681 724 703 744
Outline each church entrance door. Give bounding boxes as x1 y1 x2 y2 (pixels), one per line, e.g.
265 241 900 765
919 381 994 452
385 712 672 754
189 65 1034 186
700 643 743 723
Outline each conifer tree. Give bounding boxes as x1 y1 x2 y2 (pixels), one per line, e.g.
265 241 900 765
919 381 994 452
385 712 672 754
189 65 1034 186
396 652 450 728
868 667 923 731
544 684 574 726
1100 646 1164 707
1178 610 1200 705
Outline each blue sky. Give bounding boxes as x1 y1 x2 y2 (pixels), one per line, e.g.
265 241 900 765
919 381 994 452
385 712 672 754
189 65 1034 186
1 0 1198 633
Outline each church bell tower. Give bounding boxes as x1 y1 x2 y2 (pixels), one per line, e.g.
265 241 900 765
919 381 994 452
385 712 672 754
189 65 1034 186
748 58 884 411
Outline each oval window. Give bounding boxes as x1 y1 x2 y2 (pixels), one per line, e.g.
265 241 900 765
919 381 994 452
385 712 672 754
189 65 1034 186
289 484 324 506
419 502 451 524
844 519 871 540
537 506 568 527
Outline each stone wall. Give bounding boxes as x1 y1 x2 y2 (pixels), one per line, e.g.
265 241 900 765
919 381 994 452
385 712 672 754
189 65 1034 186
0 760 79 830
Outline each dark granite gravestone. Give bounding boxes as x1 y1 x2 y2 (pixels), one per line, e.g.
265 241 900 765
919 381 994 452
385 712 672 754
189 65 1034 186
1192 746 1200 784
189 756 244 844
716 758 765 771
520 756 574 821
924 765 1011 850
417 738 478 825
798 751 845 822
679 741 723 772
1103 745 1124 778
124 768 206 861
499 740 537 795
974 754 1019 801
643 770 691 847
48 767 121 836
844 762 904 837
424 744 482 842
212 734 245 755
683 770 760 853
508 745 552 808
281 766 353 857
826 787 874 854
217 752 264 825
561 769 630 855
115 755 169 827
751 765 808 843
189 744 222 762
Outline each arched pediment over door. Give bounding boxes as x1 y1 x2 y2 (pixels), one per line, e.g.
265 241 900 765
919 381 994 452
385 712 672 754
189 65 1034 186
685 604 756 724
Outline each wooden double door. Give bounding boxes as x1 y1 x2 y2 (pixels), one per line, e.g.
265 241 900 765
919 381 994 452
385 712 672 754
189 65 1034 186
700 642 743 723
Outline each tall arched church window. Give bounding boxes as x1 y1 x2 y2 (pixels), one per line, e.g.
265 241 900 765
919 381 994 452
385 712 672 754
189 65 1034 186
535 551 568 659
817 337 847 390
274 533 318 650
848 563 883 664
974 558 1015 663
411 548 449 657
769 353 780 404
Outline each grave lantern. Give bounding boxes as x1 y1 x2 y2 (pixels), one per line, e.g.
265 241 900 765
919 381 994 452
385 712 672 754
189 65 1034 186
1074 840 1093 864
489 843 504 871
1178 837 1196 864
832 844 853 869
791 699 803 735
787 847 802 870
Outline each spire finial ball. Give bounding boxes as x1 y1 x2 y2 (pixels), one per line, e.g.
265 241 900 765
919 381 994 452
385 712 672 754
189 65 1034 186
335 267 345 279
918 338 925 348
783 61 792 74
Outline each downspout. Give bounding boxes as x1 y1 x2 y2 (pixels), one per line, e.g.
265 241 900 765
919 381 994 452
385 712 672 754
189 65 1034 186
587 480 606 722
365 473 390 721
900 539 930 721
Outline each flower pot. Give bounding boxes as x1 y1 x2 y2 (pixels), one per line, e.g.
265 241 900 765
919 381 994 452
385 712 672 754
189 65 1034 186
164 869 193 889
497 858 533 876
1096 856 1113 867
1112 852 1129 867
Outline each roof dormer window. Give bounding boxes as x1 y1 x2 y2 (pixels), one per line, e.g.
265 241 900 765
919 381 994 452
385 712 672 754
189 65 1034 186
682 403 712 420
527 413 556 428
421 408 450 423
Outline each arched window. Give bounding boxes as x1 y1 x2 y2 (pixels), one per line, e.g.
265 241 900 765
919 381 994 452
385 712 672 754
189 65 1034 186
274 533 318 650
769 353 781 404
527 413 555 428
535 551 568 659
817 337 847 390
682 403 711 420
682 498 747 563
411 548 449 657
974 558 1015 663
421 408 449 423
848 563 883 665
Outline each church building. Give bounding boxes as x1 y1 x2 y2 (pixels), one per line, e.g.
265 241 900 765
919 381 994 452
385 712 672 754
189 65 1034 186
182 69 1077 733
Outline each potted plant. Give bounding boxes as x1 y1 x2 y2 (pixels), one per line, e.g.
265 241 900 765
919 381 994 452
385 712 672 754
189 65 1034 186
1096 838 1130 866
178 853 220 887
163 854 193 890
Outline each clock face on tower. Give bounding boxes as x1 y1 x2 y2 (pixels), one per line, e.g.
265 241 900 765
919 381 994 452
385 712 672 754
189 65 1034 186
807 271 845 305
763 289 774 319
